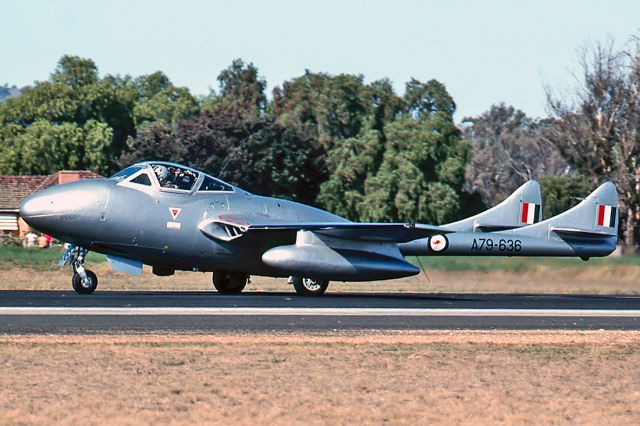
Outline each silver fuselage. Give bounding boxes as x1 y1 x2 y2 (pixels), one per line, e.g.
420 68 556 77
20 178 345 276
19 163 618 283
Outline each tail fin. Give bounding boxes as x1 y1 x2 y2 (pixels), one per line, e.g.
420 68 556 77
444 180 542 233
512 181 618 239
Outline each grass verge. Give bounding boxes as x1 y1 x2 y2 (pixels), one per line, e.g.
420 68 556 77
0 246 105 268
2 245 639 273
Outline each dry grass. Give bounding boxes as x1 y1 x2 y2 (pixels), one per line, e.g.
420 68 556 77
1 331 639 425
2 262 640 294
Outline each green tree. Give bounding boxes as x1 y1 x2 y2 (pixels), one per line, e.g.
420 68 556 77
118 123 179 166
51 55 99 88
132 72 198 127
273 71 371 149
275 72 400 213
83 120 114 175
359 112 468 223
364 79 404 131
15 120 85 174
318 78 469 224
317 124 385 218
172 103 323 203
539 175 593 218
0 123 25 173
213 59 267 116
404 78 456 119
0 55 200 176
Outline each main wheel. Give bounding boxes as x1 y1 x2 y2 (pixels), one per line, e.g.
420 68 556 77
212 271 248 294
72 270 98 294
292 277 329 296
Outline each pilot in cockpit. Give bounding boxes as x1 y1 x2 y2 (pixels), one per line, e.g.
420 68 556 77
153 164 198 191
153 165 175 188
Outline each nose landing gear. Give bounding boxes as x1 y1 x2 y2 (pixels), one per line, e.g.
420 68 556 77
60 245 98 294
72 269 98 294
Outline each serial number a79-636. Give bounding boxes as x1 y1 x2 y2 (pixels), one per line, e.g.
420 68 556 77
471 237 522 252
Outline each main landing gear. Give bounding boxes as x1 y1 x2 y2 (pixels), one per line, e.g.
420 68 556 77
212 271 249 294
61 245 98 294
290 276 330 296
211 272 330 296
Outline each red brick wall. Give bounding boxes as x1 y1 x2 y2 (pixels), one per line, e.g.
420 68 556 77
57 172 81 185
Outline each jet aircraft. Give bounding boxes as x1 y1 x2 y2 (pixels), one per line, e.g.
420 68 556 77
19 161 618 296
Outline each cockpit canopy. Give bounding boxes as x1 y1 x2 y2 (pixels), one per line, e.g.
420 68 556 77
150 163 198 191
110 161 234 193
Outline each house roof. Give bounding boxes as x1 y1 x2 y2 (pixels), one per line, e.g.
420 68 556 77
0 170 103 211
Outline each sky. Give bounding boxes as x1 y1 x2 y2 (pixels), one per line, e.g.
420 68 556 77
2 0 639 120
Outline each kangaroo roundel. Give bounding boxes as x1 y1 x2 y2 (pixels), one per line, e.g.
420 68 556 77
429 234 448 252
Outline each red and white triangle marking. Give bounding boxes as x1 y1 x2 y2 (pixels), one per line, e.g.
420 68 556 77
169 207 182 221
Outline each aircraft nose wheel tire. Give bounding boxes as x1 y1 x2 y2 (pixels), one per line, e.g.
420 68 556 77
72 270 98 294
212 272 248 294
292 277 329 296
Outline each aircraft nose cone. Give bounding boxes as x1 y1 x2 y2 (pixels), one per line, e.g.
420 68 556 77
19 180 109 236
20 192 54 221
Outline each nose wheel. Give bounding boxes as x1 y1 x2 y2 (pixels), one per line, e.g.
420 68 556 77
60 245 99 294
72 270 98 294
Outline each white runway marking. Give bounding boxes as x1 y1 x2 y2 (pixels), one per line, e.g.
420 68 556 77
0 307 639 317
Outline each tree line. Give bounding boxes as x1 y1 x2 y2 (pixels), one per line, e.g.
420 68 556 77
0 37 638 250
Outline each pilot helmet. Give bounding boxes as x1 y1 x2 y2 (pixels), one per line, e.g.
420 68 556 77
153 165 169 183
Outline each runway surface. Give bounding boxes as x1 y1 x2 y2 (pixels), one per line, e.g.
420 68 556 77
1 290 640 332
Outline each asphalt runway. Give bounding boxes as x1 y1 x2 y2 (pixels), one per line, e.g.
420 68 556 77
1 290 640 333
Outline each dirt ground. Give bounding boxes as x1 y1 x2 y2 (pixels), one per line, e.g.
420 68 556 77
0 331 639 425
2 262 640 294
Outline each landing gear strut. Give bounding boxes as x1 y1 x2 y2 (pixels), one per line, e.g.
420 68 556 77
212 271 249 294
291 276 329 296
61 245 98 294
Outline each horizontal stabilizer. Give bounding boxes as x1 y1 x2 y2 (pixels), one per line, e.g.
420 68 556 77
551 227 616 239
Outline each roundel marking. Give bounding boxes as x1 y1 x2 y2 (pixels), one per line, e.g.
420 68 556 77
429 234 448 253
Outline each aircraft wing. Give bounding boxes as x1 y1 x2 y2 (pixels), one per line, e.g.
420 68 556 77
199 214 450 243
198 214 452 282
248 222 450 242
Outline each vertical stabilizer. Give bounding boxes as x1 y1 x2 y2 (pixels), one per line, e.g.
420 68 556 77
444 180 542 232
511 181 618 238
